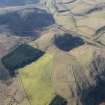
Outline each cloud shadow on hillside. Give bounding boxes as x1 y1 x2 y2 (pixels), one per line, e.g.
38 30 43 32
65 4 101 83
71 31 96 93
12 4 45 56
49 95 67 105
1 44 45 76
80 55 105 105
54 33 85 51
0 8 55 37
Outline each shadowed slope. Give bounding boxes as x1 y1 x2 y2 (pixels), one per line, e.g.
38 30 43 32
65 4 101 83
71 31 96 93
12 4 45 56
2 44 44 75
0 8 55 37
49 95 67 105
54 33 85 51
80 55 105 105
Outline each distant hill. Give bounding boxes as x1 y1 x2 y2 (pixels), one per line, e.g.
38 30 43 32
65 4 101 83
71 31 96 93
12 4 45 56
0 0 39 6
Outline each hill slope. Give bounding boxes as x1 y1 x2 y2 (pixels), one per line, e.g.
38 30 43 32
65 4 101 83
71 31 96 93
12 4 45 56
19 53 55 105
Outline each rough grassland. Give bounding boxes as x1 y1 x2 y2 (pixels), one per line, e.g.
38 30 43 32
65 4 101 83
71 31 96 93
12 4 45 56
19 53 55 105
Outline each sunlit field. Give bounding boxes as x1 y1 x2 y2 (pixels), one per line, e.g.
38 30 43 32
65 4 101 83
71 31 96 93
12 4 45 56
19 53 55 105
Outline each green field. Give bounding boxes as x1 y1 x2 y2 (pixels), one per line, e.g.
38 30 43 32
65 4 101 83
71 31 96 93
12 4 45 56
19 53 55 105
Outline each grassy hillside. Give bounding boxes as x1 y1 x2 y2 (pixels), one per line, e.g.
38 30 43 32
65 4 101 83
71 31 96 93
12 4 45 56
19 53 55 105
